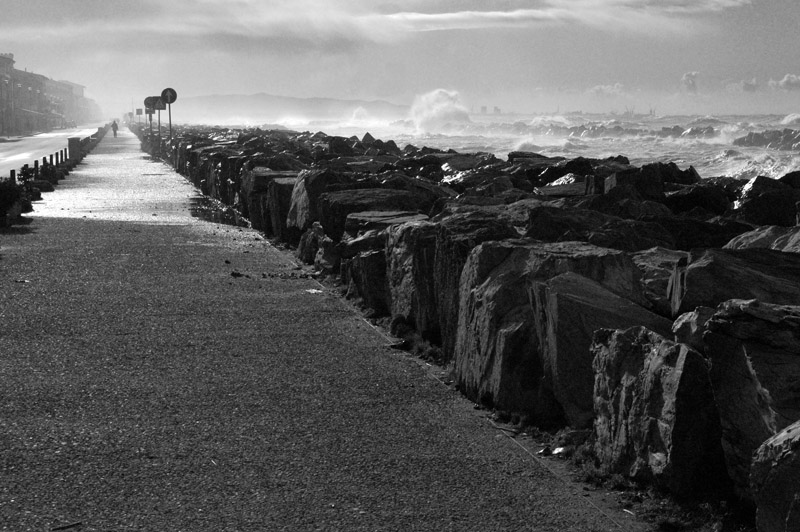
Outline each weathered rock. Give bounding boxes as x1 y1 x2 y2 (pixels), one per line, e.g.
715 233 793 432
733 176 800 227
386 221 440 343
434 212 519 363
751 421 800 532
671 306 715 352
724 225 800 253
705 299 800 431
531 273 672 428
240 167 296 232
453 240 649 426
318 189 430 242
703 312 777 500
585 219 676 252
663 183 731 216
343 211 429 239
341 250 390 316
631 247 689 317
639 216 752 250
668 248 800 316
526 206 616 242
286 168 353 235
267 177 296 242
592 327 728 497
338 229 387 260
576 184 673 220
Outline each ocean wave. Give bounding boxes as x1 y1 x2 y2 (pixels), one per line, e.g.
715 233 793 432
781 113 800 126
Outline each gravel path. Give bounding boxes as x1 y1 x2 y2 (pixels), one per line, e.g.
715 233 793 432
1 130 636 531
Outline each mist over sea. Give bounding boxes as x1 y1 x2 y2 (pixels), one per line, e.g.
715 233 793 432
179 89 800 181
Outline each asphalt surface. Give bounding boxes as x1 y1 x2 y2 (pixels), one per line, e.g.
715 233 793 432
0 126 105 178
1 130 632 531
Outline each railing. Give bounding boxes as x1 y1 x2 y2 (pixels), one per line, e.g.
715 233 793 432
4 124 111 184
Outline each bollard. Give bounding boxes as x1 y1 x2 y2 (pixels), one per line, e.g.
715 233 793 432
68 137 81 163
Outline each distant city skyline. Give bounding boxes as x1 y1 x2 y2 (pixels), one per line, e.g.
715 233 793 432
1 0 799 118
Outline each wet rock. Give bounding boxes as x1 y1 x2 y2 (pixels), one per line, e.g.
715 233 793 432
453 240 649 425
531 273 672 428
668 248 800 316
724 225 800 253
751 421 800 532
592 327 728 497
386 221 440 343
576 184 673 220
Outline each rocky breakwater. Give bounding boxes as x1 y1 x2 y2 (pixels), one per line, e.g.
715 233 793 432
141 125 800 526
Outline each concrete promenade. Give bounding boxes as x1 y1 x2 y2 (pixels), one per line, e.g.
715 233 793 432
1 130 626 531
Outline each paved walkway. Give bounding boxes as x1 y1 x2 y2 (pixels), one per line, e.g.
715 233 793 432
1 130 630 531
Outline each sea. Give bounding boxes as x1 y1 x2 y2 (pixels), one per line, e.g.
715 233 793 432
296 112 800 182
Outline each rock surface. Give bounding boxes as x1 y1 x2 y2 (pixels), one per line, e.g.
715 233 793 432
668 248 800 316
751 421 800 532
453 240 649 426
592 327 727 497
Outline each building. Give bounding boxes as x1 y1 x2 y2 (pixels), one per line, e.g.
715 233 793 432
0 52 101 136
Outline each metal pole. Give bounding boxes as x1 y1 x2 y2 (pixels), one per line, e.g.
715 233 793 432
168 103 172 142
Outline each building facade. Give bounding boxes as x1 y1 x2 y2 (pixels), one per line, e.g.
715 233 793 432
0 53 101 136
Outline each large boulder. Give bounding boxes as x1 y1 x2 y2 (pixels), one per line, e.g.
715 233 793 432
733 176 800 227
341 250 390 316
531 273 672 427
433 211 519 363
386 221 440 343
705 299 800 431
639 216 752 250
240 168 296 232
668 248 800 316
663 183 731 216
751 421 800 532
344 211 428 239
724 225 800 253
453 240 650 426
286 168 353 235
318 189 430 242
631 247 689 317
592 327 728 497
267 177 297 242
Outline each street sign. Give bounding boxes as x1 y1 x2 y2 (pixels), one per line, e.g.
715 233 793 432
161 87 177 104
144 96 157 108
153 98 166 111
136 108 142 116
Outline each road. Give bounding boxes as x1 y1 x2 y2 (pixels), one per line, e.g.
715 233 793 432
0 124 105 178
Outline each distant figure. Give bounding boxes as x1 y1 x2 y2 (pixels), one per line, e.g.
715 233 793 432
111 120 118 137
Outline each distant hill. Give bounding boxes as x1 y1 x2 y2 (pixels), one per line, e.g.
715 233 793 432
175 93 409 126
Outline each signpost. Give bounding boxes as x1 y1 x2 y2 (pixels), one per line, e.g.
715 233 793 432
161 88 177 141
143 96 157 135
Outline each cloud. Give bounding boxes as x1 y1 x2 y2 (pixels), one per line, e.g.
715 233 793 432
769 74 800 91
587 83 627 97
371 0 752 35
681 71 699 93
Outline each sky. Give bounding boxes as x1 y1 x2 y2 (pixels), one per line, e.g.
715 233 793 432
1 0 799 119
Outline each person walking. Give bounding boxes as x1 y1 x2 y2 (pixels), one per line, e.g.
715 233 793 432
111 120 118 137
